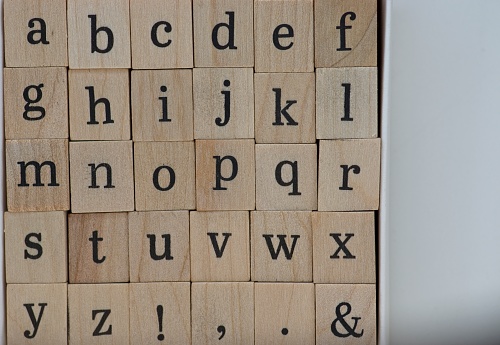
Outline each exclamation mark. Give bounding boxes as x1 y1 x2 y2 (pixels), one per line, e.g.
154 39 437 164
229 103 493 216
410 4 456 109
157 305 165 341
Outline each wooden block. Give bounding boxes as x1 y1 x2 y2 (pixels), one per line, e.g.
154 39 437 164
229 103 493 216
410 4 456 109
254 73 315 143
68 284 129 344
5 211 67 284
251 211 312 282
69 69 130 141
254 283 315 344
316 67 378 139
255 144 317 210
68 213 128 283
316 284 376 345
7 283 67 345
4 0 67 67
190 211 250 282
196 140 255 211
69 141 134 213
130 0 193 69
129 211 190 282
312 212 375 283
254 0 314 72
131 69 193 141
6 139 69 212
67 0 131 68
318 139 381 211
191 282 254 344
129 282 191 344
193 0 253 67
193 68 254 139
315 0 377 67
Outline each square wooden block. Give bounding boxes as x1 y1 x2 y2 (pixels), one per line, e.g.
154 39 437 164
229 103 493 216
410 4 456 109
190 211 250 282
315 0 377 67
316 284 376 345
6 139 69 212
69 141 134 213
131 69 193 141
316 67 378 139
129 211 190 282
130 0 193 69
251 211 312 282
196 140 255 211
254 73 315 143
312 212 376 283
255 144 317 210
254 0 313 72
193 68 254 139
318 139 381 211
193 0 254 67
191 283 254 345
69 69 130 141
5 211 67 284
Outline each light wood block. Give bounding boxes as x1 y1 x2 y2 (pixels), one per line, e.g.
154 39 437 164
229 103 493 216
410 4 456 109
193 0 254 67
131 69 193 142
318 139 381 211
130 0 193 69
316 284 376 345
254 283 315 344
134 141 196 211
254 0 313 72
5 211 67 284
193 68 254 139
129 211 190 282
7 283 67 345
315 0 377 67
196 140 255 211
312 212 375 283
69 69 130 141
251 211 312 282
191 282 254 345
69 141 134 213
6 139 69 212
4 0 67 67
129 282 191 344
255 144 317 210
316 67 378 139
254 72 315 143
190 211 250 282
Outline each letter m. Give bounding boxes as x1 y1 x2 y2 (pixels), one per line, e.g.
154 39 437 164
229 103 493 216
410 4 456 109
263 234 300 260
17 161 59 187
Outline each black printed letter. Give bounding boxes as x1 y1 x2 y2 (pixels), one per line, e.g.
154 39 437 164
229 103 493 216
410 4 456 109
24 233 43 260
212 12 237 50
89 15 114 54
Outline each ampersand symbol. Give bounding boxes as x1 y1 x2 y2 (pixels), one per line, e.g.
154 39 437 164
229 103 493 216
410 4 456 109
331 302 364 338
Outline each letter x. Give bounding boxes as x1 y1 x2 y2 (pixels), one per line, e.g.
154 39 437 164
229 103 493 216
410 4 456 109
330 233 356 259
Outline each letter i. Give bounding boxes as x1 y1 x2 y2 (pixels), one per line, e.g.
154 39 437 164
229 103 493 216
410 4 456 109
158 86 171 122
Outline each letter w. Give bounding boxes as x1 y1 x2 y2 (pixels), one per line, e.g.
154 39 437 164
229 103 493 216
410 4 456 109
263 234 300 260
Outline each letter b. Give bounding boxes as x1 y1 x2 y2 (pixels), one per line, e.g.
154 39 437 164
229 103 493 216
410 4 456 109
89 15 114 54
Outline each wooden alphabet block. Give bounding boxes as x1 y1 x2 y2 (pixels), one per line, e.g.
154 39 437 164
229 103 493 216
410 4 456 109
193 68 254 139
4 0 67 67
7 283 67 345
5 211 67 284
129 211 190 282
312 212 375 283
69 69 130 141
193 0 254 67
251 211 312 282
318 139 381 211
316 284 376 345
196 140 255 211
190 211 250 282
69 141 134 213
255 144 317 210
254 73 315 143
6 139 69 212
130 0 193 69
191 282 254 344
254 0 314 72
316 67 378 139
129 282 191 344
131 69 193 142
254 283 315 344
315 0 377 67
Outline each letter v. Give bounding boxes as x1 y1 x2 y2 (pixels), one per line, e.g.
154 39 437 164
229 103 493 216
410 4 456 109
207 232 232 258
